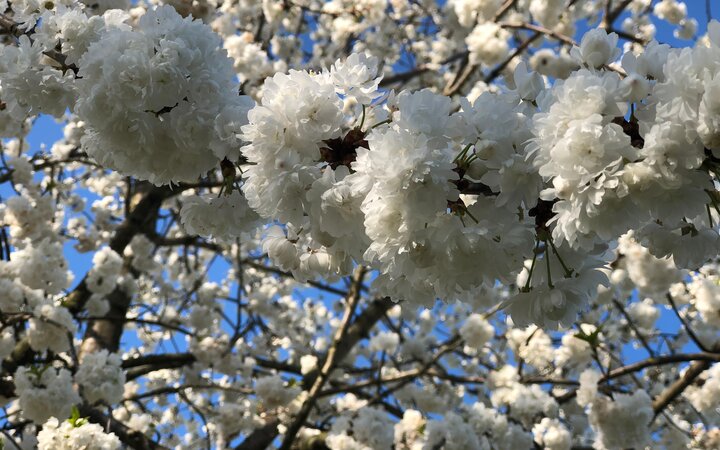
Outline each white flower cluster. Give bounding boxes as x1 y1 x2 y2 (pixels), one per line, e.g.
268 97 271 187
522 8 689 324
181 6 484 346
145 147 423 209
2 1 720 449
75 350 126 405
75 6 254 185
487 365 559 427
466 23 510 66
254 375 300 409
238 49 629 325
180 190 261 241
0 81 28 137
570 29 621 69
554 324 596 371
532 418 572 450
34 7 130 65
327 407 395 449
588 390 654 449
654 0 697 39
38 416 121 450
686 363 720 421
0 260 42 314
223 32 279 84
86 247 123 295
0 328 15 362
533 27 720 271
450 0 503 28
616 231 681 299
0 35 75 120
368 330 400 354
27 303 77 353
14 366 81 424
508 326 554 371
531 64 633 248
392 403 536 449
459 313 494 350
10 238 72 295
688 269 720 328
508 246 610 329
241 52 381 282
241 69 347 225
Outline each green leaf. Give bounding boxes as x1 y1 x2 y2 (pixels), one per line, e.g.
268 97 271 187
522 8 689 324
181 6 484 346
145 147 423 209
68 405 88 428
417 423 426 435
573 325 603 348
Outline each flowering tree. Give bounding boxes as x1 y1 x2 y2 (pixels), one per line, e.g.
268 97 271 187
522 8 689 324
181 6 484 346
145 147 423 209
0 0 720 448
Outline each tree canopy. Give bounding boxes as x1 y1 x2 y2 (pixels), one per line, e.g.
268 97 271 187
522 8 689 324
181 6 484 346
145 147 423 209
0 0 720 449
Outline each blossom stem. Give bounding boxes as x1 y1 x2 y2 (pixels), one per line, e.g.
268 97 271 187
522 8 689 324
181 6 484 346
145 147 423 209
453 143 473 164
359 104 367 129
547 236 574 278
522 238 541 292
705 189 720 217
369 118 392 129
545 244 554 289
707 204 714 228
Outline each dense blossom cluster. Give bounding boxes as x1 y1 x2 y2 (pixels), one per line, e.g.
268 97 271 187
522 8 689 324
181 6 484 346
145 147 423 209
74 6 255 184
0 0 719 449
37 416 121 450
235 26 720 329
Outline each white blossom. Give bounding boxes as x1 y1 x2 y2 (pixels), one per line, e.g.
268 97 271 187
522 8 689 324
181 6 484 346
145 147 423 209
75 6 253 184
14 366 81 423
75 350 125 405
38 417 121 450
